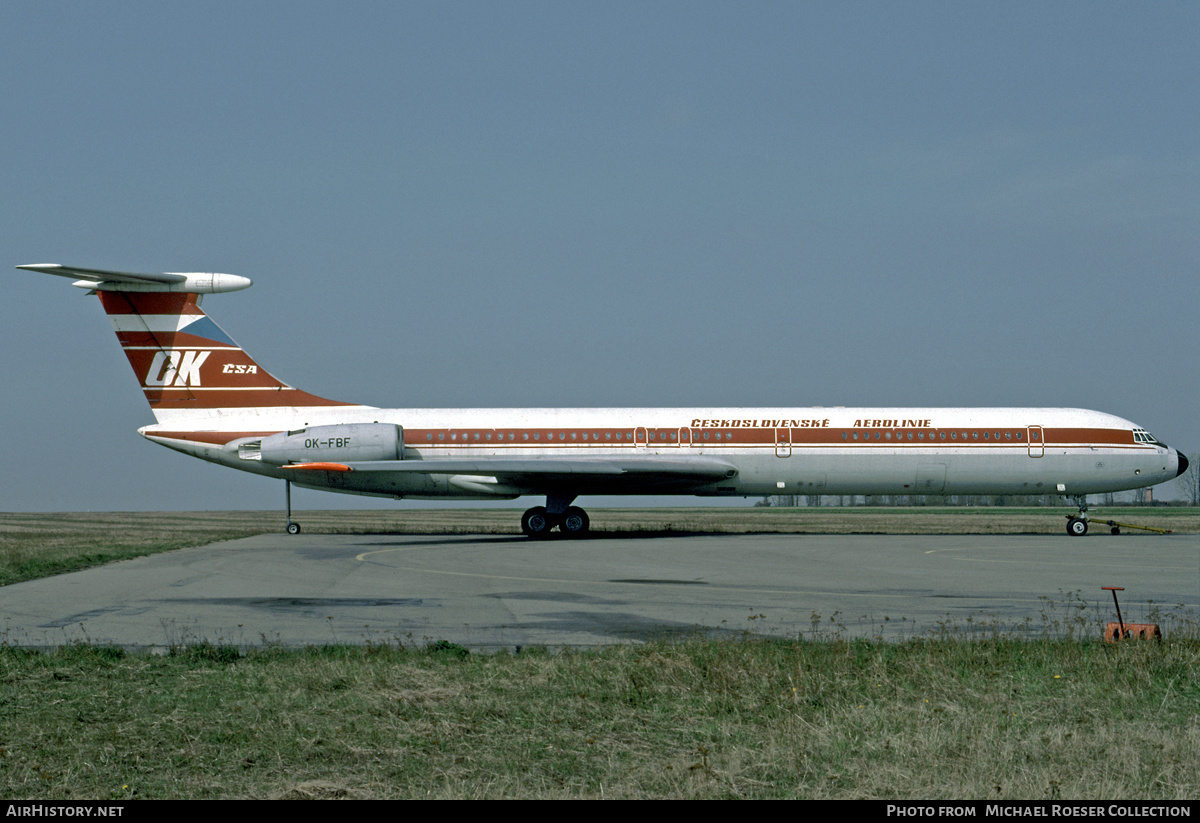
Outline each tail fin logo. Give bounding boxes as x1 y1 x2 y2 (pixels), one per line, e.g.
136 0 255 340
144 350 210 387
222 364 259 374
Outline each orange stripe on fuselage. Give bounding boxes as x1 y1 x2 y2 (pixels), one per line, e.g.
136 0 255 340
144 426 1145 450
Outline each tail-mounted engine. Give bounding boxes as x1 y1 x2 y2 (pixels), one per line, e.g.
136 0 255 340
239 423 403 465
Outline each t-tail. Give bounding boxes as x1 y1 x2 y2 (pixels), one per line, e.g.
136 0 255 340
17 264 359 424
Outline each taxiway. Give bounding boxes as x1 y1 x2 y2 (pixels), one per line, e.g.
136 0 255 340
1 533 1195 649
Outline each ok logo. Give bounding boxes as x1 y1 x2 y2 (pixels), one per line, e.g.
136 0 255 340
145 350 210 387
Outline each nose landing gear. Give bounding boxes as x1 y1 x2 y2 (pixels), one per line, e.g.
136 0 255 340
1065 495 1089 536
1063 495 1173 536
1066 515 1089 536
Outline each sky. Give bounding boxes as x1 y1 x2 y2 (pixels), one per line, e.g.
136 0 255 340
2 1 1197 511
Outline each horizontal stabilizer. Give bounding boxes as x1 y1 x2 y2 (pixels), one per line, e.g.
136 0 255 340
16 263 252 294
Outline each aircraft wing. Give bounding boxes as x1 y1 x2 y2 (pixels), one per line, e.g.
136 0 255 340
282 455 738 489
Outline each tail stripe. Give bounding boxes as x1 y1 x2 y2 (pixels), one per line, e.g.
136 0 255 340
108 314 238 347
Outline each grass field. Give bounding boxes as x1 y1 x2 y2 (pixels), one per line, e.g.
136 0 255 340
2 637 1198 799
1 508 1197 799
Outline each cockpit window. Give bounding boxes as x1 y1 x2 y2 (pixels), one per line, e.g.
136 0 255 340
1133 428 1162 446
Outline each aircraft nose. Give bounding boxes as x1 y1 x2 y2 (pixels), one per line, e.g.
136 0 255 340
1178 451 1189 478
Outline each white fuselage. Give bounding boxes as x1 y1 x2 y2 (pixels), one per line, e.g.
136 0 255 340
141 405 1184 501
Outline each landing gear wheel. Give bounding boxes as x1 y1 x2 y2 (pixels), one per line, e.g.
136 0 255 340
1111 526 1120 535
560 506 590 537
522 506 553 538
1066 517 1088 537
286 522 301 535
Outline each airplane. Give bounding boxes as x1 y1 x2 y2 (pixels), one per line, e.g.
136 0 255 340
17 263 1189 538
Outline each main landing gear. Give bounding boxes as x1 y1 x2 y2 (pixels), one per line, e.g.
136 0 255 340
521 495 589 538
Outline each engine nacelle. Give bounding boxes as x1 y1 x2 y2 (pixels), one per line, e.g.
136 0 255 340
257 423 402 465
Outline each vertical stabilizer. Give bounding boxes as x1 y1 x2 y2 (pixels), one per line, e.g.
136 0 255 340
18 264 358 424
98 290 355 423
